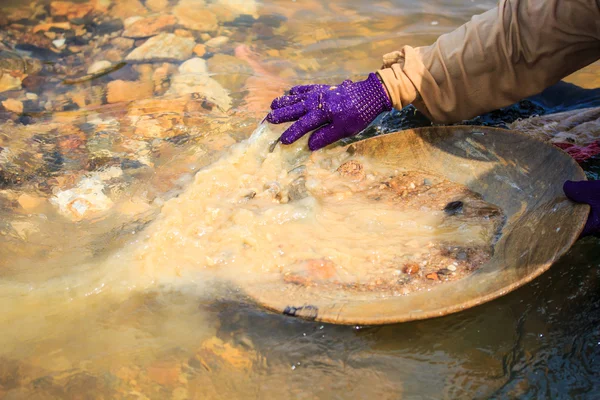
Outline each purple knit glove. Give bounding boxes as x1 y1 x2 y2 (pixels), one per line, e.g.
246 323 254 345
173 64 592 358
266 73 392 151
564 180 600 236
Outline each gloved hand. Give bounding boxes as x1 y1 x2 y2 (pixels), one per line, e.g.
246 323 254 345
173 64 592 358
266 73 392 151
564 180 600 236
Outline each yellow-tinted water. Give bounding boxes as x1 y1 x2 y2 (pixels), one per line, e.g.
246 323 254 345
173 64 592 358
1 0 600 398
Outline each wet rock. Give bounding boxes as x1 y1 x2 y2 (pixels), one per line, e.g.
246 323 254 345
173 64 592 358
50 176 114 221
173 0 219 31
426 272 440 281
167 69 231 111
106 79 153 103
179 57 208 74
122 15 178 38
94 19 124 35
0 74 22 93
32 22 71 34
205 36 229 48
444 200 464 216
109 0 148 19
288 176 308 201
146 0 169 12
111 37 134 50
87 60 112 74
1 99 23 114
336 160 365 181
402 263 420 275
210 0 259 22
206 54 252 91
196 337 255 371
126 33 195 62
50 1 94 19
193 44 206 57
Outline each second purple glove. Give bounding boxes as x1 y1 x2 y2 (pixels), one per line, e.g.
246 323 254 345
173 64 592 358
266 73 392 151
564 180 600 236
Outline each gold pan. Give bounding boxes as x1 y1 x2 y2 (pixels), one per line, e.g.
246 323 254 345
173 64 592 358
242 126 589 325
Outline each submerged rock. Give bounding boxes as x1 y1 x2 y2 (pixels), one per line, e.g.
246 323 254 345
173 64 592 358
106 79 154 103
125 33 195 62
50 176 114 221
173 0 219 31
122 15 178 38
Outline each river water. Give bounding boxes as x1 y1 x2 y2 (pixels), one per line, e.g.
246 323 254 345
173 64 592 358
0 0 599 398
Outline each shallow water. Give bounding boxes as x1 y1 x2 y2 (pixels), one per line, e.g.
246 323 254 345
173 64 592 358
0 0 599 399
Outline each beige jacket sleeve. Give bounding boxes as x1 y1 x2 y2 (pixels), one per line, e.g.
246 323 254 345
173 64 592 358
377 0 600 124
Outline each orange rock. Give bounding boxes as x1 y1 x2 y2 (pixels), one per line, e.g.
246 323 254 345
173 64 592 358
110 0 148 19
106 80 153 104
193 44 206 57
426 272 440 281
50 1 94 19
17 193 45 211
1 98 23 113
305 259 337 280
123 15 177 38
32 22 71 33
403 263 420 275
146 361 181 386
199 337 254 370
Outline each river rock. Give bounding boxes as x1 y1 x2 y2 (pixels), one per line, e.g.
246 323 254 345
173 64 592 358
167 71 231 112
110 0 148 19
122 15 177 38
50 176 114 221
87 60 112 74
179 57 208 74
126 33 195 62
207 54 252 92
193 44 206 57
145 0 169 12
205 36 229 48
210 0 259 22
50 1 94 19
106 80 154 103
1 99 23 113
173 0 219 32
0 74 22 93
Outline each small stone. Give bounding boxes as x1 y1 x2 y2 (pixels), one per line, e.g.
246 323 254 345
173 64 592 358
109 0 148 19
50 177 114 221
336 160 365 181
52 38 66 48
402 263 420 275
32 22 71 34
112 37 135 50
0 74 22 93
205 36 229 48
145 0 169 12
173 0 219 31
178 57 208 74
26 93 38 101
126 33 195 62
50 1 94 19
167 72 231 111
123 15 177 38
2 99 23 113
106 80 154 103
193 44 206 57
426 272 440 281
17 193 45 211
174 29 193 38
95 19 125 35
444 200 464 216
447 265 457 271
87 60 112 75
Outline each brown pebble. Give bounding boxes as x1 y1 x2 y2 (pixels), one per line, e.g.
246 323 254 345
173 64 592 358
402 263 420 275
336 160 365 181
426 272 439 281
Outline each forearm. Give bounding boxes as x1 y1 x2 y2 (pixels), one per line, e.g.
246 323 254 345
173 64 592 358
378 0 600 123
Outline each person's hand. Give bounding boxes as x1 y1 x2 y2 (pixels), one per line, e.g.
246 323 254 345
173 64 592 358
266 73 392 151
564 180 600 236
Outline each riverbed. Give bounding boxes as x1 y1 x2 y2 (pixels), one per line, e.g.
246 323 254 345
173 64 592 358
0 0 599 398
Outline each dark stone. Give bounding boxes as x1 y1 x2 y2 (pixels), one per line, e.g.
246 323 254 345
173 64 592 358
225 14 256 28
257 14 287 28
121 159 145 170
94 19 124 35
14 44 59 61
444 201 464 216
17 115 34 125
